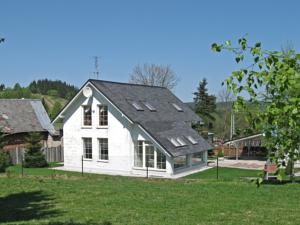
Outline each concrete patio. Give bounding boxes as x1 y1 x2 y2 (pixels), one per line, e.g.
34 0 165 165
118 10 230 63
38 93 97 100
208 158 266 170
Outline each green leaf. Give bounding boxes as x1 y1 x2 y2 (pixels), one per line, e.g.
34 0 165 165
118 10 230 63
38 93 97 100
255 42 261 48
225 40 231 46
211 43 222 52
292 108 298 114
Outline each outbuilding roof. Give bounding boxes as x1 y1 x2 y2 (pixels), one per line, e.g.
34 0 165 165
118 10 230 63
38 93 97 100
0 99 57 136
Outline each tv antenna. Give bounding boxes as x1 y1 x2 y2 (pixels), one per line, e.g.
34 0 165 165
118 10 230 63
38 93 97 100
93 56 100 79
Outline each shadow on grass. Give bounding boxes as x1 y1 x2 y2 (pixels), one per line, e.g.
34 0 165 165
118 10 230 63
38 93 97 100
262 179 300 185
46 221 112 225
0 190 61 223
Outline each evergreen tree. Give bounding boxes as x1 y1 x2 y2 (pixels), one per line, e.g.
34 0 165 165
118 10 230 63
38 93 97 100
0 84 5 91
28 81 37 93
24 132 48 168
193 78 217 130
41 98 50 114
50 101 62 120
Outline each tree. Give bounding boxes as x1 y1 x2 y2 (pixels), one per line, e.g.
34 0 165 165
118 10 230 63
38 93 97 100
42 98 50 114
0 37 4 44
50 101 62 120
193 78 217 131
212 38 300 181
0 84 5 91
129 64 179 90
214 88 235 140
24 132 48 168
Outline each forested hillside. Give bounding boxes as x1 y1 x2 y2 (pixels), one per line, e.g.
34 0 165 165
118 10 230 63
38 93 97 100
0 79 78 120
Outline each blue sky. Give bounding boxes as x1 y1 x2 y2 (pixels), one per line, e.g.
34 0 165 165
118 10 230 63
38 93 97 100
0 0 299 101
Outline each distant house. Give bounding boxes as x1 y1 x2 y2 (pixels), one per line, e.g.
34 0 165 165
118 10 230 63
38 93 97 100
0 99 60 150
52 80 212 178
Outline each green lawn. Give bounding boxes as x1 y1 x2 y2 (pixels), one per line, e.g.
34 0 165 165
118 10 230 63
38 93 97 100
185 167 262 180
0 166 300 225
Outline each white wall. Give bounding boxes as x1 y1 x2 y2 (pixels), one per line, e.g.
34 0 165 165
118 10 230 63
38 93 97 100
62 84 173 177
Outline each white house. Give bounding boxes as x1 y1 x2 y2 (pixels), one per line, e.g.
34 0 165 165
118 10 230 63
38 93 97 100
52 79 212 178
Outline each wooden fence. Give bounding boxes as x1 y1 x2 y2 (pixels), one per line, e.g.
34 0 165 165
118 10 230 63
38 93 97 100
8 146 64 165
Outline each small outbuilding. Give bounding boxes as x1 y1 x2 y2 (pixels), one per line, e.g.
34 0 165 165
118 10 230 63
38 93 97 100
0 99 60 150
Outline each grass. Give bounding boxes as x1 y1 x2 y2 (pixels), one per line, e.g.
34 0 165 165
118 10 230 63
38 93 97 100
6 162 80 177
185 167 262 180
0 165 300 225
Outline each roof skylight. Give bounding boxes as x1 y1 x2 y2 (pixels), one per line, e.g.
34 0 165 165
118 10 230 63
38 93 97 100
169 138 181 147
176 137 187 146
132 101 144 111
144 102 156 111
186 136 197 145
172 103 183 112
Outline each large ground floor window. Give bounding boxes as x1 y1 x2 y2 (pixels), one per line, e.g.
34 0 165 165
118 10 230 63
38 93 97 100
174 155 188 170
191 152 204 166
134 141 166 170
83 137 92 159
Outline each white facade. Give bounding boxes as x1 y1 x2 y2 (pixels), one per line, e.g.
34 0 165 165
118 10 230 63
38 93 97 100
60 83 208 178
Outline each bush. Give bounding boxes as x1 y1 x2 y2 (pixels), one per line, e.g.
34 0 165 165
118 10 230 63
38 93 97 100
0 150 11 172
24 153 48 168
24 132 48 168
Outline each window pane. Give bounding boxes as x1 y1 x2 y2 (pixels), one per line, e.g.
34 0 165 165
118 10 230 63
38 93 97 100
99 105 108 126
134 141 143 167
83 105 92 126
156 150 166 169
192 152 203 165
174 155 187 170
99 138 108 160
145 145 155 168
83 138 92 159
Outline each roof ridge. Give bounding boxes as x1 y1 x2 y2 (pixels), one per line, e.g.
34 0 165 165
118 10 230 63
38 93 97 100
89 79 167 89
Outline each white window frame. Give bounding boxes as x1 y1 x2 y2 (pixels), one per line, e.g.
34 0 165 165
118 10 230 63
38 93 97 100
82 137 93 160
98 105 108 128
82 105 92 128
98 138 109 161
133 141 166 171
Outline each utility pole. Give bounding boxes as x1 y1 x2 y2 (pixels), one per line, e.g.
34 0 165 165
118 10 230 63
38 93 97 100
230 106 235 140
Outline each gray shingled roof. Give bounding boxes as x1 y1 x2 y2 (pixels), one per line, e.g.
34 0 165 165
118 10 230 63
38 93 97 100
90 80 212 156
0 99 56 135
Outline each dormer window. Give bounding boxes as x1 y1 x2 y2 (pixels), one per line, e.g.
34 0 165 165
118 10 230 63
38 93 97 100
144 102 156 111
83 105 92 126
132 101 144 111
172 103 183 112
